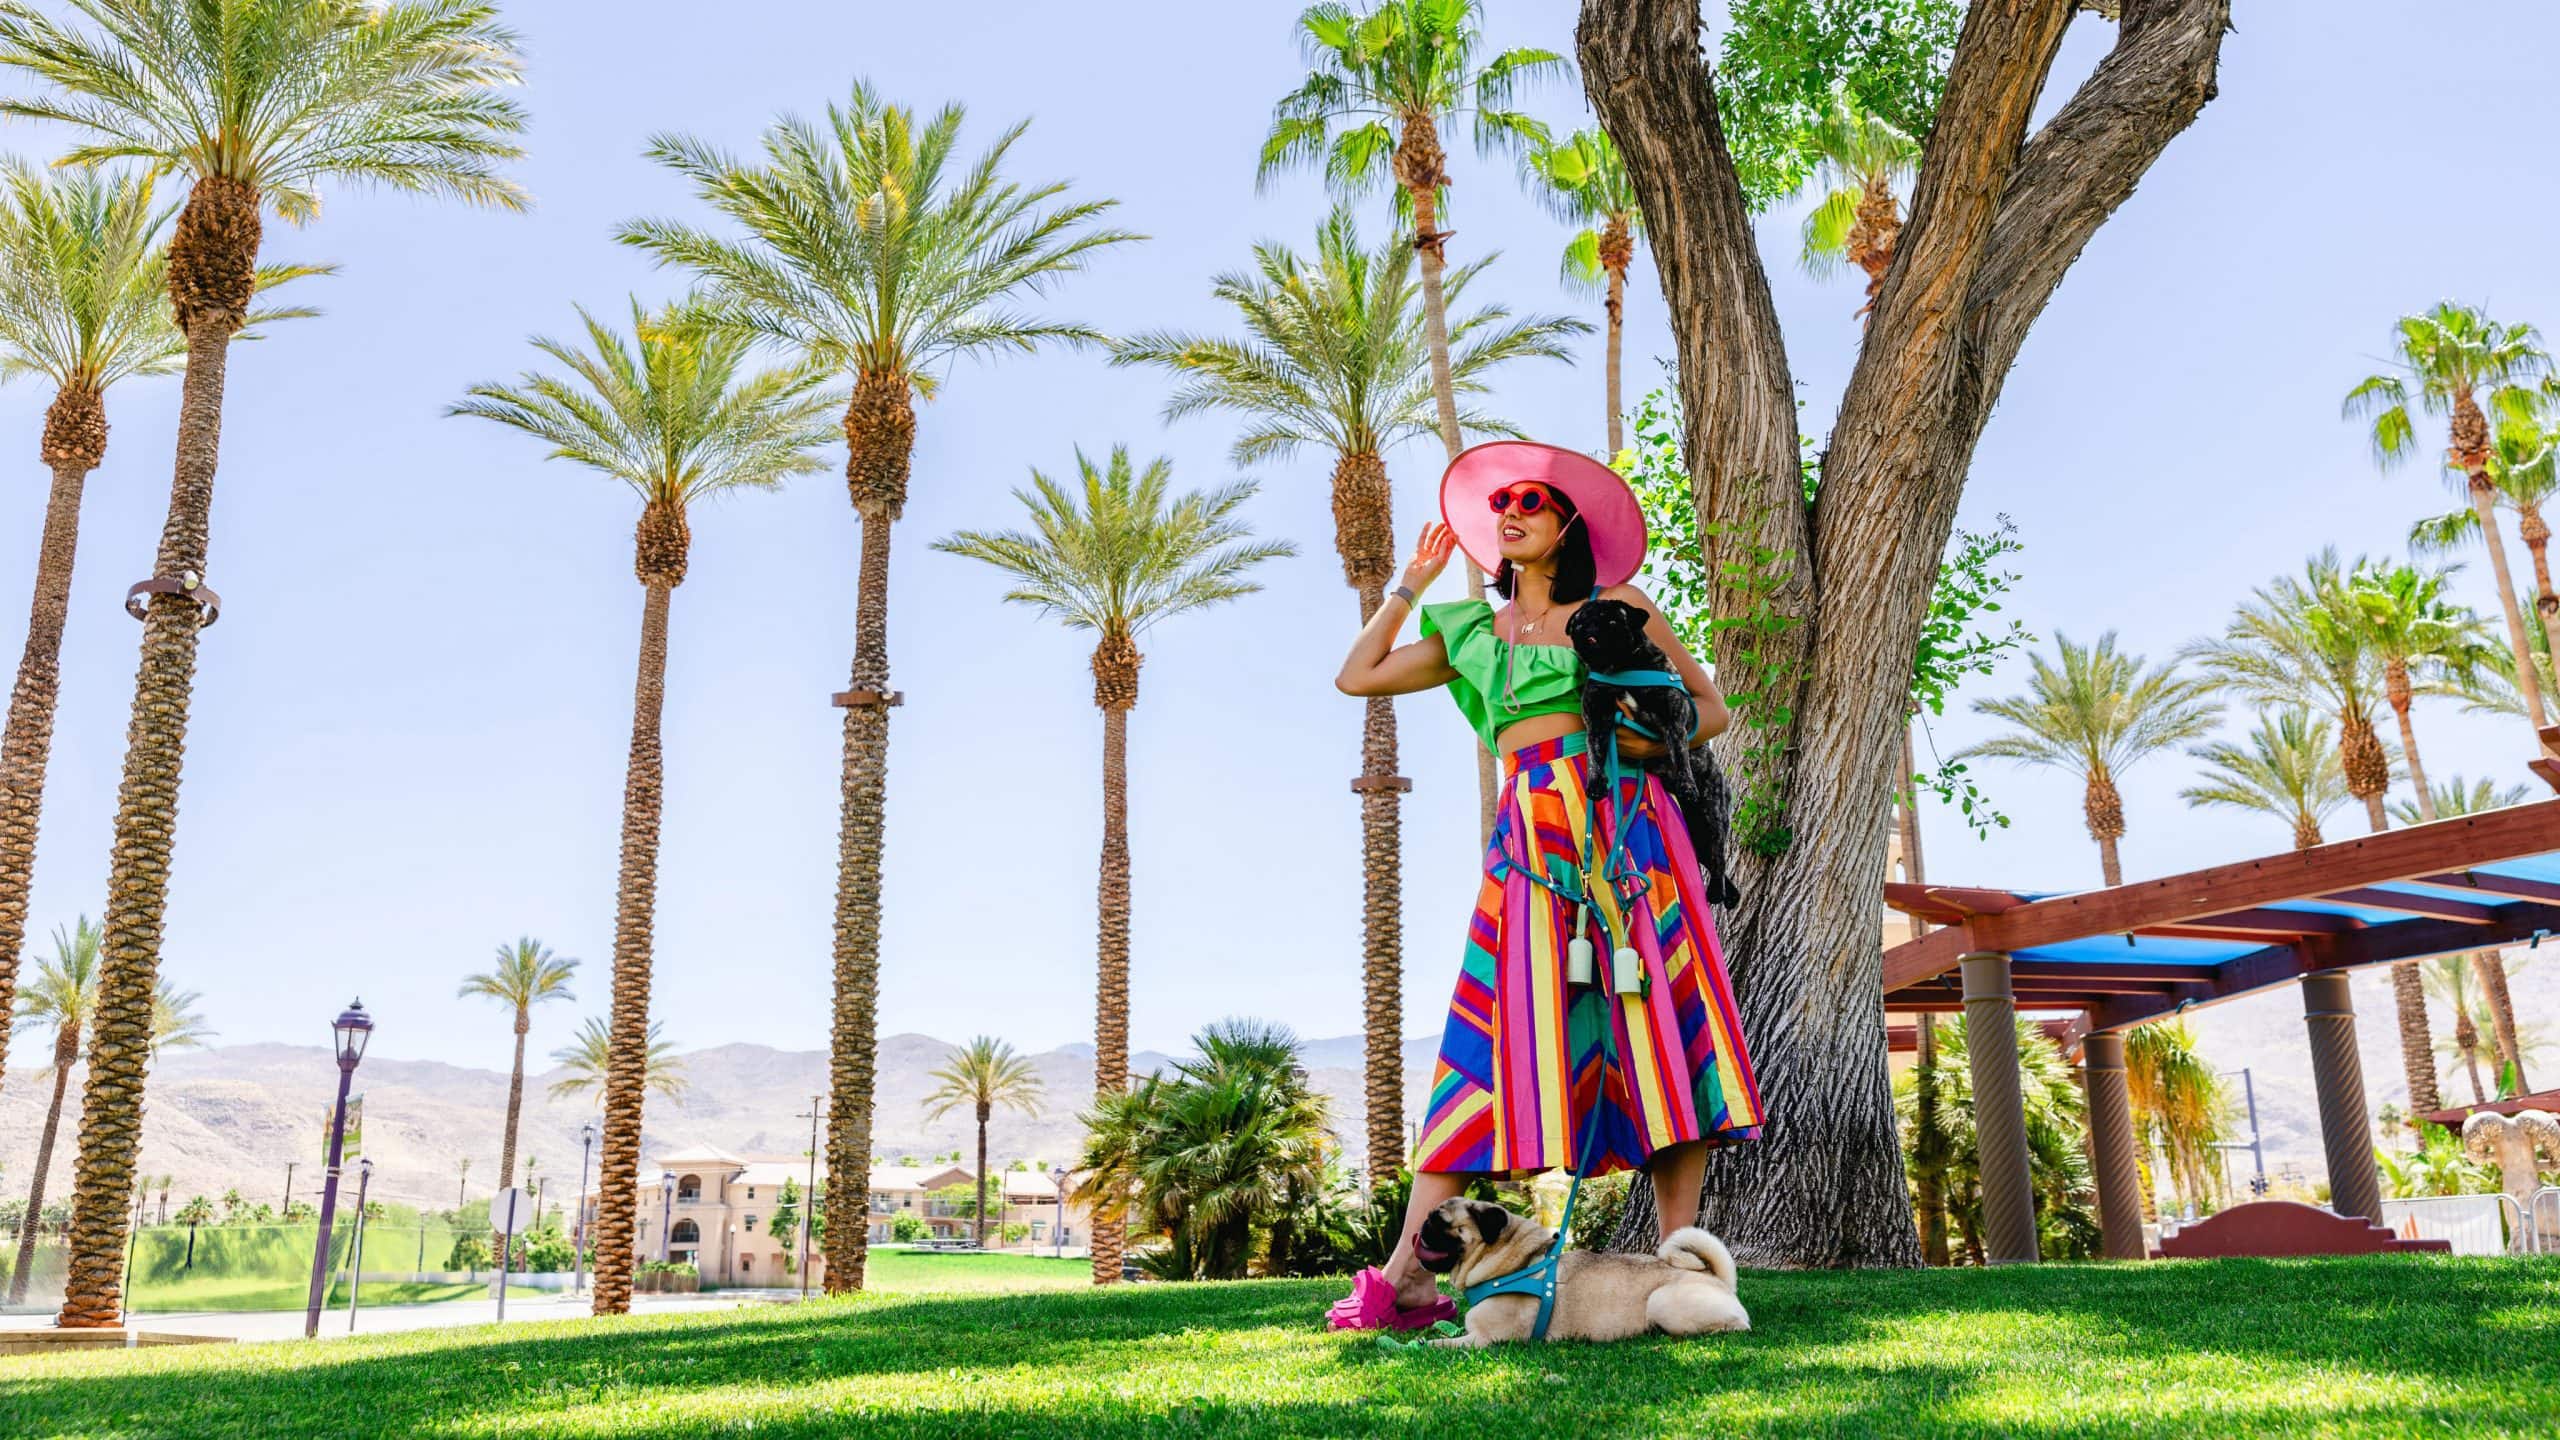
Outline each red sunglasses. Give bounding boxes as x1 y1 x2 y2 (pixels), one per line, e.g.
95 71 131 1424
1487 482 1559 516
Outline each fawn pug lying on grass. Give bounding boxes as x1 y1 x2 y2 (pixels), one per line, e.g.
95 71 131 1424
1411 1197 1751 1347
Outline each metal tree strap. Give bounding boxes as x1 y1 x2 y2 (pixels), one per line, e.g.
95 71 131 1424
1349 776 1412 794
831 689 902 708
124 576 221 627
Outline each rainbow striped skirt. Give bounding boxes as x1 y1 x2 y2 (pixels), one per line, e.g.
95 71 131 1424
1415 732 1764 1175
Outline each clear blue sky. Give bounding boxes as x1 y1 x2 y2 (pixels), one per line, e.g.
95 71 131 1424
1 1 2552 1073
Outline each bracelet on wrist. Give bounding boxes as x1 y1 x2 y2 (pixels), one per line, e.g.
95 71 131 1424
1391 584 1418 607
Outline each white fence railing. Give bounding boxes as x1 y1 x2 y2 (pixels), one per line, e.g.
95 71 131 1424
2379 1193 2527 1256
2529 1187 2560 1255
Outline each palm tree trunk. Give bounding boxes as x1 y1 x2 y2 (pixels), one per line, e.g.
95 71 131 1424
588 580 675 1317
2470 472 2548 728
2453 998 2487 1106
1911 1016 1949 1267
0 389 107 1102
2391 962 2441 1117
1602 247 1627 458
2471 950 2526 1094
2387 680 2434 825
493 1017 528 1259
56 208 252 1325
823 372 913 1296
1356 595 1405 1186
974 1103 990 1249
1091 698 1132 1284
1397 116 1496 841
7 1042 76 1305
2083 769 2125 887
2517 503 2559 625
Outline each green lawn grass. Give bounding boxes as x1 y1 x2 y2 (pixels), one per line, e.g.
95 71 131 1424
845 1248 1092 1293
4 1257 2553 1438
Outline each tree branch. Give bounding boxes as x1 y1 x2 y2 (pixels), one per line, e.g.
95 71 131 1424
1959 0 2234 432
1576 0 1800 573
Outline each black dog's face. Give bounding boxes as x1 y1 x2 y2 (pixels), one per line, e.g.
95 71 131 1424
1566 597 1659 668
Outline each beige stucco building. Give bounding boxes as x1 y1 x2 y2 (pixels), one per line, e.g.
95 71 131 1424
622 1144 1090 1286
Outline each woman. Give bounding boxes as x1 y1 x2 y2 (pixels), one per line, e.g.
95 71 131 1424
1328 440 1762 1330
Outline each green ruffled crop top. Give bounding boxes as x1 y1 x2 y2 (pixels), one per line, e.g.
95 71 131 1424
1419 598 1585 753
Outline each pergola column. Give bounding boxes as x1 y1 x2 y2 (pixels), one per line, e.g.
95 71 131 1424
2081 1031 2147 1260
1960 951 2040 1265
2301 970 2382 1223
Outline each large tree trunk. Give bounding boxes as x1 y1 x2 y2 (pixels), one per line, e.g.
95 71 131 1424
57 175 261 1327
1581 0 2228 1266
824 371 914 1295
2390 962 2440 1117
1090 696 1132 1284
588 576 676 1316
1397 120 1498 841
0 388 107 1099
6 1034 76 1305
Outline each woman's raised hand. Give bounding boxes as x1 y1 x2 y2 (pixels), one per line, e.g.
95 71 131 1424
1403 522 1458 595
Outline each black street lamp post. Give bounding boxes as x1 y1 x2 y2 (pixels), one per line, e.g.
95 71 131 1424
572 1122 596 1298
659 1170 675 1265
303 999 372 1339
1050 1167 1069 1259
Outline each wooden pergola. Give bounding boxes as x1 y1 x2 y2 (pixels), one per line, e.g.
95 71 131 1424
1881 797 2560 1263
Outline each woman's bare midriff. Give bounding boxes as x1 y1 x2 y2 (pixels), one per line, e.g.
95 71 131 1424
1495 711 1585 754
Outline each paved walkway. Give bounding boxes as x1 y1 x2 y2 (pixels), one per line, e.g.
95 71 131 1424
0 1291 783 1345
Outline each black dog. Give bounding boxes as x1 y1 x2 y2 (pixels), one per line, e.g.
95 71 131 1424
1565 599 1742 907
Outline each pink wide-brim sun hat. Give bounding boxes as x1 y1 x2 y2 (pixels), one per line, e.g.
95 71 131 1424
1439 440 1648 589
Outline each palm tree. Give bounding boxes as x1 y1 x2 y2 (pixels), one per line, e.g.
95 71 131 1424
621 82 1134 1296
5 919 203 1302
2424 955 2499 1106
453 938 578 1241
2344 303 2552 730
919 1037 1046 1249
2184 553 2397 832
1794 92 1922 318
1892 1013 2095 1265
2412 402 2560 627
1112 209 1578 1190
1076 1019 1331 1281
2123 1021 2232 1217
548 1016 688 1104
2393 777 2537 1098
146 982 208 1060
2336 561 2493 825
1519 128 1639 453
0 0 528 1330
1260 0 1566 835
1959 633 2221 886
2179 709 2350 851
2388 774 2530 826
453 303 832 1312
939 447 1289 1279
0 162 311 1103
2186 555 2446 1111
8 918 99 1303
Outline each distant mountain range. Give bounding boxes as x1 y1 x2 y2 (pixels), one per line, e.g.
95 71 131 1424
2 953 2548 1214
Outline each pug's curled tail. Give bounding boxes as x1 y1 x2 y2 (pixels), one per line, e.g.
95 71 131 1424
1658 1228 1737 1287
